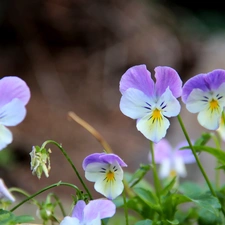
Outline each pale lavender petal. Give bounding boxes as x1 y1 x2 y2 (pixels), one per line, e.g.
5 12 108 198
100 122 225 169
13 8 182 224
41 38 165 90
84 199 116 221
204 69 225 91
157 88 181 117
151 139 172 163
0 99 26 126
120 88 155 119
174 157 187 177
0 179 15 202
0 125 13 150
0 76 30 108
85 162 107 182
182 73 209 103
159 159 171 178
60 216 79 225
155 66 182 98
119 65 155 97
72 200 86 221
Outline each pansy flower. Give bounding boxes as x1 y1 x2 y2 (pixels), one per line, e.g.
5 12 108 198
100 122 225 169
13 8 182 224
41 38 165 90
0 178 15 202
83 153 127 200
60 199 116 225
182 69 225 130
0 76 30 150
119 65 182 143
149 139 196 179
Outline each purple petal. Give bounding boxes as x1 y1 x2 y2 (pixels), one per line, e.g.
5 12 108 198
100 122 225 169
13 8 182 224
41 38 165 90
84 199 116 221
182 70 225 103
100 154 127 167
82 153 105 169
174 141 196 164
83 153 127 169
72 200 86 220
0 76 31 108
119 65 155 97
150 139 172 163
155 66 182 98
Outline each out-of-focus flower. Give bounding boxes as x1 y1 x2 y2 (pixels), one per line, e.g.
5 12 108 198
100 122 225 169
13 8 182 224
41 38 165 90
30 146 51 179
149 139 196 179
217 115 225 141
60 199 116 225
0 178 15 202
182 69 225 130
83 153 127 200
0 76 30 150
119 65 182 143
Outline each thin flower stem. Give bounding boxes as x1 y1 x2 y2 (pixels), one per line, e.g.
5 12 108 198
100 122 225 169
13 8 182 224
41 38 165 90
177 115 225 216
68 111 113 153
41 140 93 200
150 141 161 202
48 193 67 217
122 186 129 225
10 181 79 212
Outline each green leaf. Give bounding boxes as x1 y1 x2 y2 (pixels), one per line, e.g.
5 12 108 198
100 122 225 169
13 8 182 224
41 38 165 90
193 145 225 165
128 164 151 188
167 219 179 224
198 208 221 225
135 219 153 225
179 181 203 197
194 133 211 146
160 176 177 196
14 215 34 223
133 187 161 212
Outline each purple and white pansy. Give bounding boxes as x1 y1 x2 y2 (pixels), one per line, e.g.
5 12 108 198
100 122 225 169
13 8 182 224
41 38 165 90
0 76 30 150
149 139 196 179
83 153 127 200
119 65 182 143
60 199 116 225
182 69 225 130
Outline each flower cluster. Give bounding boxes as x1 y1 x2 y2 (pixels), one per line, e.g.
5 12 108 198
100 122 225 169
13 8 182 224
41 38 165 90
1 66 225 225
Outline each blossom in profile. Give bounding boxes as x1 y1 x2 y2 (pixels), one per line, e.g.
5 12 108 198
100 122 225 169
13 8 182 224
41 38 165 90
182 69 225 130
119 65 182 143
60 199 116 225
0 76 30 150
217 116 225 141
149 139 196 179
83 153 127 200
0 178 15 202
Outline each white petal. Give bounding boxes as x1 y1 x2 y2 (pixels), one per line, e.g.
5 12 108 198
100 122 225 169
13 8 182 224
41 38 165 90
186 89 210 113
0 125 13 150
174 157 187 177
94 178 124 200
0 179 15 202
85 162 108 182
197 107 222 130
60 216 79 225
136 114 170 143
157 88 181 117
0 98 26 126
159 159 171 179
120 88 155 119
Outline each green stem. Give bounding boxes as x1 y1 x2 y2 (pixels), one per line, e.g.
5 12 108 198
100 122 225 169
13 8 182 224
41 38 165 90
150 141 161 201
48 193 66 217
10 181 79 212
41 140 93 200
177 115 225 216
122 186 129 225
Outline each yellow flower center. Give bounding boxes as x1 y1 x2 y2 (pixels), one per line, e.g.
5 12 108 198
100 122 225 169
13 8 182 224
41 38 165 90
106 171 115 182
169 169 177 177
152 108 162 122
209 99 219 110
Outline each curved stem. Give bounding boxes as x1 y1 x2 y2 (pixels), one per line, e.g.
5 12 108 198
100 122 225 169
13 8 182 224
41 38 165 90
150 141 161 202
41 140 93 200
48 193 66 217
10 181 79 212
177 115 225 216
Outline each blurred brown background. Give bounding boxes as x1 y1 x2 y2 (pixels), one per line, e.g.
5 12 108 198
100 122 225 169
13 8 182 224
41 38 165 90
0 0 225 212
